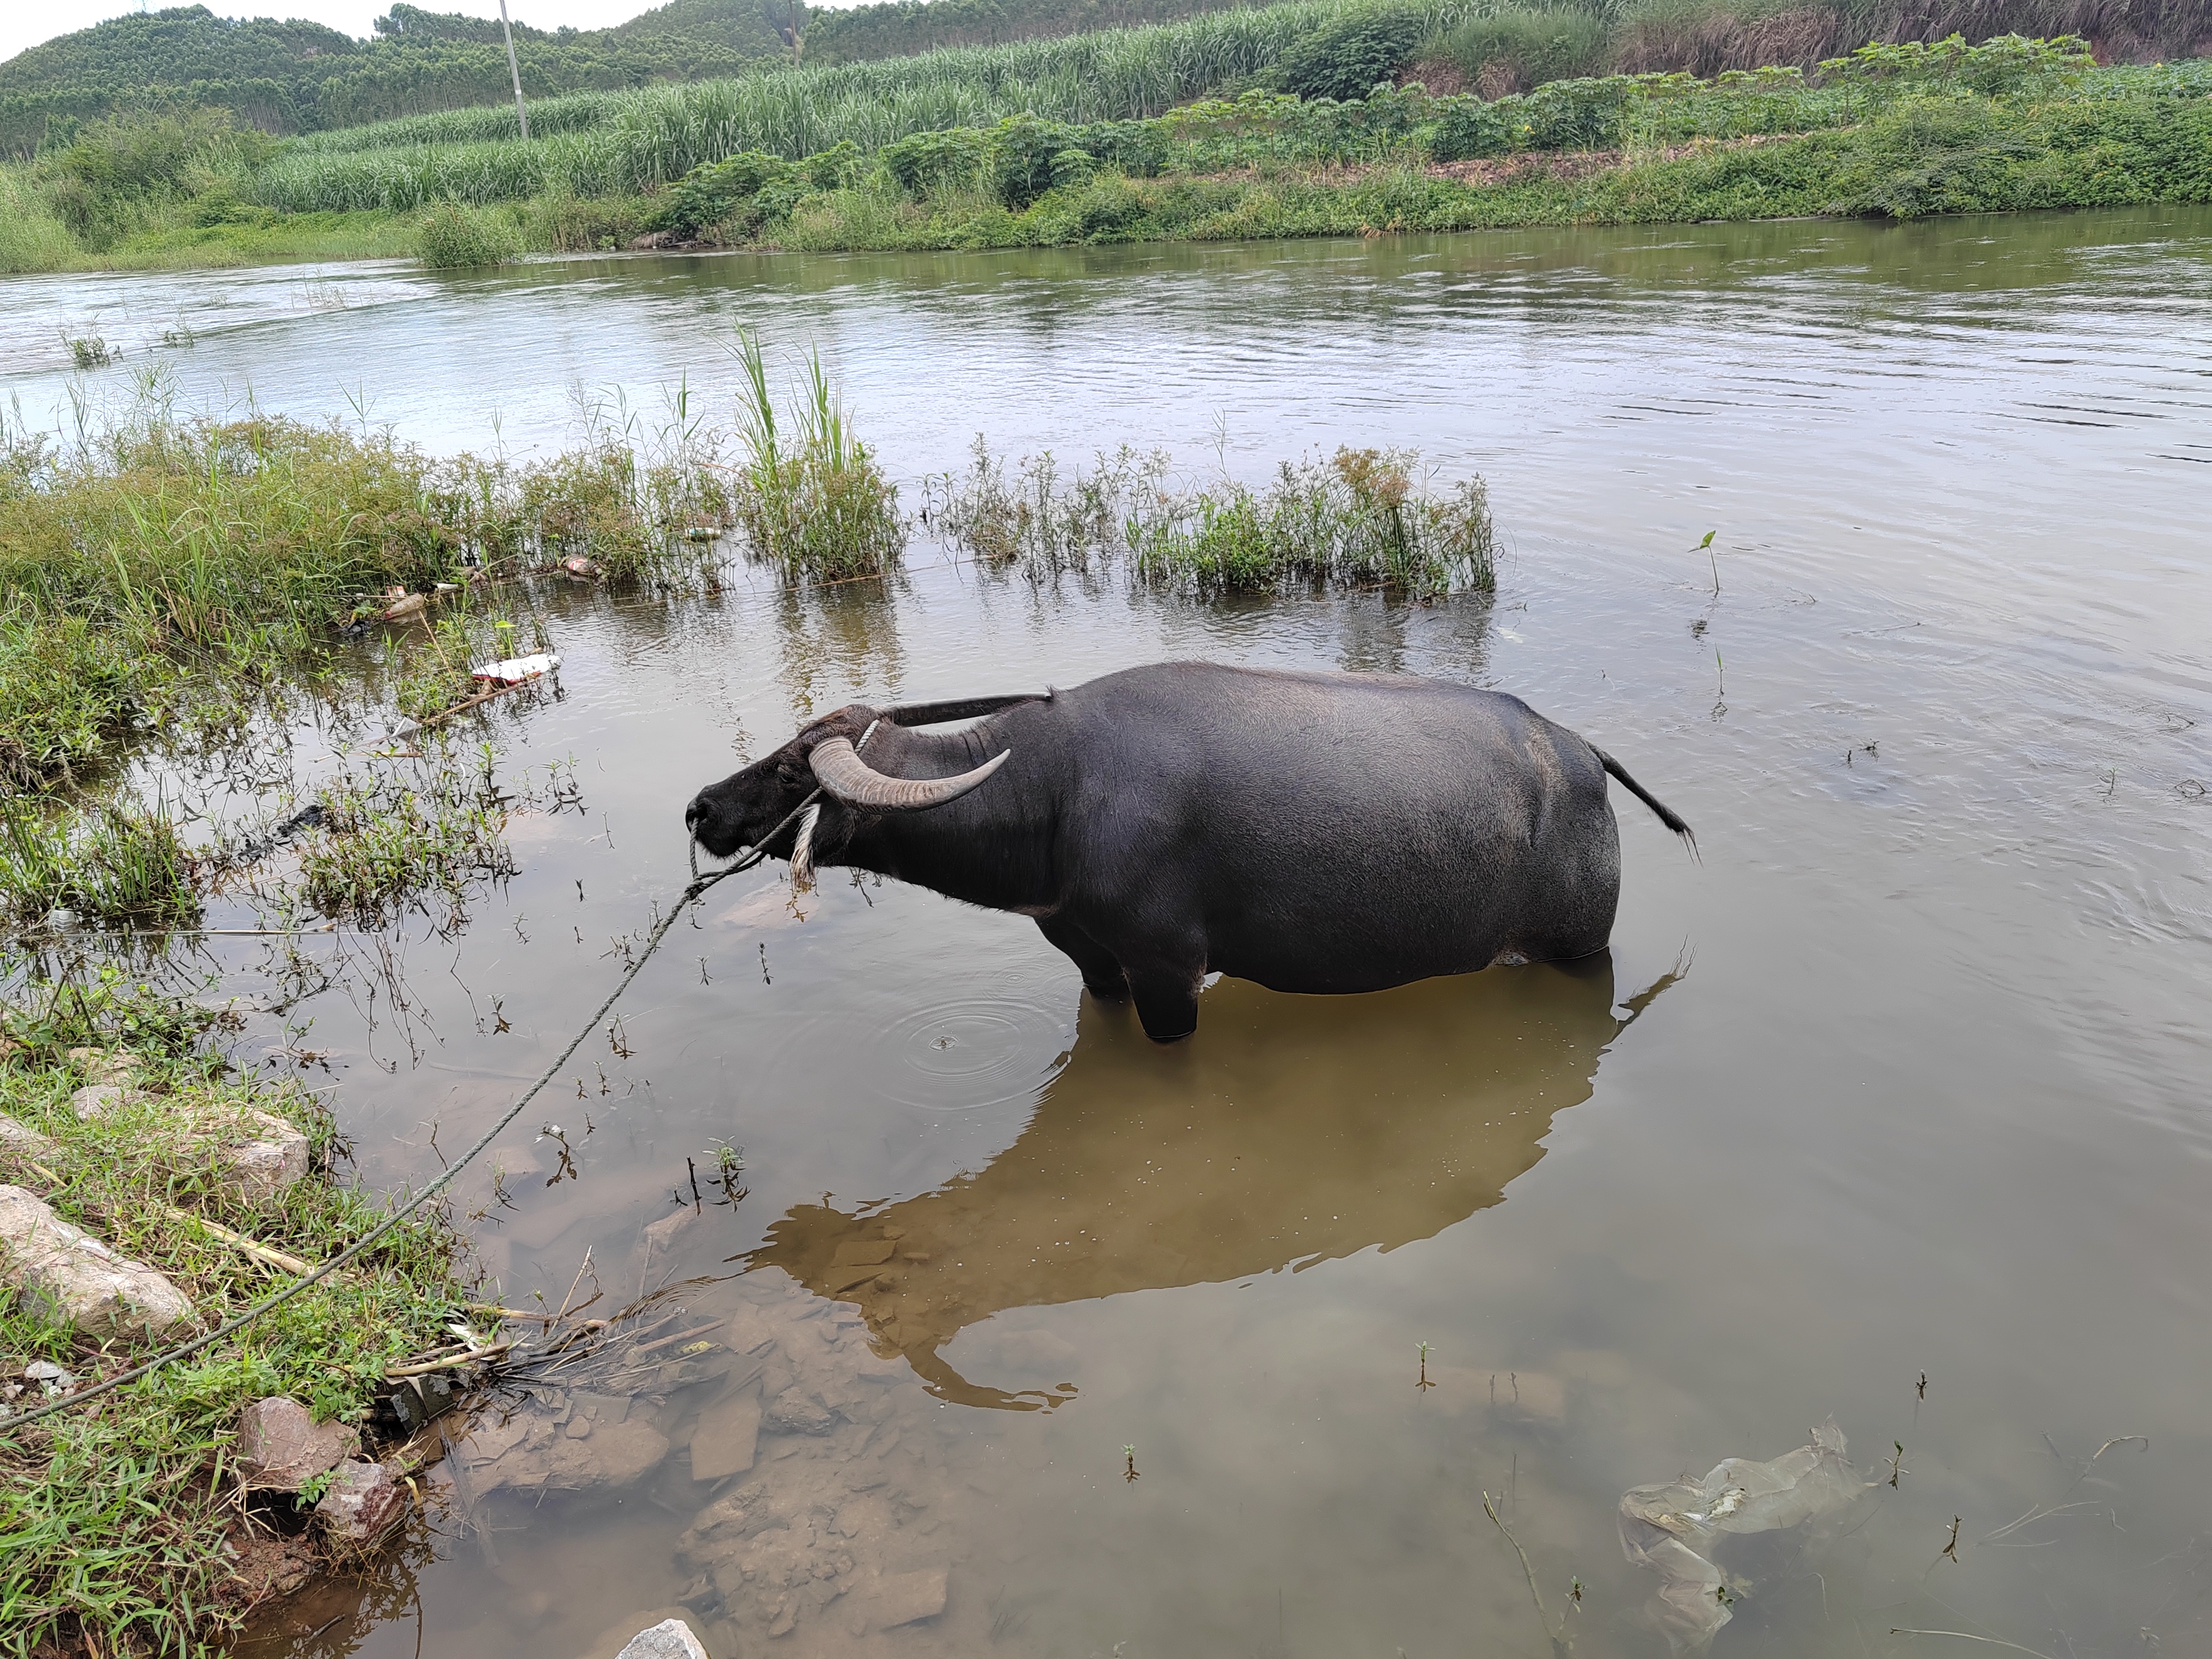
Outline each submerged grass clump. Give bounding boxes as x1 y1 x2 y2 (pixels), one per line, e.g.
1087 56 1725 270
1134 448 1494 597
937 439 1495 597
729 332 906 581
0 800 199 933
0 977 473 1654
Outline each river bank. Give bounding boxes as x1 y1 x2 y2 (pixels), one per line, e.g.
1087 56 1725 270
5 41 2207 275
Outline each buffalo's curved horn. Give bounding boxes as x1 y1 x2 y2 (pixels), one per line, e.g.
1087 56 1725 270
808 737 1011 811
881 689 1053 728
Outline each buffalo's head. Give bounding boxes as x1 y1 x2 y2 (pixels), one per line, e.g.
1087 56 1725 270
685 696 1034 865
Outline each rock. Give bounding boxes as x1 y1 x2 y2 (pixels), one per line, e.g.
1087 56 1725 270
66 1047 137 1084
615 1617 711 1659
234 1397 360 1491
629 231 671 250
861 1567 948 1630
219 1111 311 1199
0 1114 57 1164
222 1527 316 1604
0 1185 195 1339
314 1459 408 1545
689 1388 761 1482
465 1409 670 1494
70 1083 148 1120
381 591 429 620
639 1205 699 1262
763 1387 835 1437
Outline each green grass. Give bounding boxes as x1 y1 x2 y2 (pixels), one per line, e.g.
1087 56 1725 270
0 977 474 1655
727 331 907 581
0 800 198 933
414 199 522 266
0 402 730 792
725 84 2212 254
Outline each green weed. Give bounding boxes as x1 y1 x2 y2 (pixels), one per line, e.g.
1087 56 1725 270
0 800 198 933
728 332 905 581
939 439 1494 597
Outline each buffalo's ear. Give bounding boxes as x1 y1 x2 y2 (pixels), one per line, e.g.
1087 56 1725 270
881 690 1052 727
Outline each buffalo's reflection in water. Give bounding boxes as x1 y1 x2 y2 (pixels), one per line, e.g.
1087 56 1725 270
756 954 1671 1408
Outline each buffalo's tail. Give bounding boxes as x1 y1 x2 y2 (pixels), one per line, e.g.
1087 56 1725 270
1590 744 1698 860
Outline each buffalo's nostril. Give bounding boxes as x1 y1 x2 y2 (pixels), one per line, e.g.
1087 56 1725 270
684 800 703 831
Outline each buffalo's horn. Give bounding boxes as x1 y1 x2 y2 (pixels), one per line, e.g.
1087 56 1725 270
808 737 1011 811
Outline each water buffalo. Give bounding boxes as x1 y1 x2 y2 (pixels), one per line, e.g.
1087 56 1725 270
684 662 1692 1041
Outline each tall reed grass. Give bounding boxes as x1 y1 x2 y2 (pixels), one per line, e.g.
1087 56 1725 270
254 0 1462 210
728 333 906 581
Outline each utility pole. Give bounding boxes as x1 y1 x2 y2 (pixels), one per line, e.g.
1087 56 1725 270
497 0 530 140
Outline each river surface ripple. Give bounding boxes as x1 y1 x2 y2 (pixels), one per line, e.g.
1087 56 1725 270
6 208 2211 1658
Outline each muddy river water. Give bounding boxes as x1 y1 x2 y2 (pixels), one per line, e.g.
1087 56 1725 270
7 206 2212 1657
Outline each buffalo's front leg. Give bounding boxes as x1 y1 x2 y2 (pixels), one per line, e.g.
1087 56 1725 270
1127 972 1201 1043
1036 914 1128 1001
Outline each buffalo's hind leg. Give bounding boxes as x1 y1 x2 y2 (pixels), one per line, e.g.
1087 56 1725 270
1037 914 1129 1002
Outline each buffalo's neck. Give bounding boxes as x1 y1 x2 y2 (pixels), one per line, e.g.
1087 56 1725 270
837 725 1057 914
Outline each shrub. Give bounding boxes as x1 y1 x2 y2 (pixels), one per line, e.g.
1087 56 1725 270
414 200 519 266
652 147 790 236
1271 4 1433 103
994 112 1087 206
882 124 993 196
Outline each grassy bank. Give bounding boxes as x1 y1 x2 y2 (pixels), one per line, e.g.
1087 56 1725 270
0 403 730 792
744 89 2212 251
3 33 2202 273
0 977 474 1653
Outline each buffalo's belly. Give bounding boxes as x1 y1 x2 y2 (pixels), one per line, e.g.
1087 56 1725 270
1203 900 1522 995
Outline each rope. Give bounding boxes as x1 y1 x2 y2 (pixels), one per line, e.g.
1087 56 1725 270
4 781 833 1432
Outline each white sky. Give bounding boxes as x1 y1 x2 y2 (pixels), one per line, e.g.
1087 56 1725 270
1 0 857 67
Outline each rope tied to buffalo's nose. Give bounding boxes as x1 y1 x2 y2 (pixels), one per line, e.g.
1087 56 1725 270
685 719 875 894
12 725 882 1429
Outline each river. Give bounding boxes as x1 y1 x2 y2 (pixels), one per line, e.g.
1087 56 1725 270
6 206 2211 1657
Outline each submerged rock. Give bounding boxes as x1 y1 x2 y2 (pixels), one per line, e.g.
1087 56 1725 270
858 1567 948 1631
615 1617 712 1659
0 1184 194 1339
314 1459 408 1545
234 1397 360 1491
462 1404 670 1494
689 1387 762 1482
763 1386 835 1437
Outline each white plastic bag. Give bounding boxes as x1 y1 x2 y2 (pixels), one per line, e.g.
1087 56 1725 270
1618 1417 1872 1651
469 652 561 686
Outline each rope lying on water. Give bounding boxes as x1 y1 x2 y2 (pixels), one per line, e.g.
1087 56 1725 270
4 788 828 1432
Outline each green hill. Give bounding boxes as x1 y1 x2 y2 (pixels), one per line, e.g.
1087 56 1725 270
0 3 794 156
